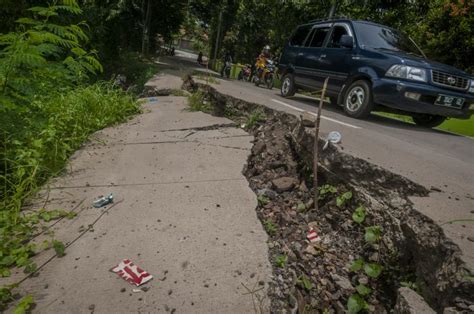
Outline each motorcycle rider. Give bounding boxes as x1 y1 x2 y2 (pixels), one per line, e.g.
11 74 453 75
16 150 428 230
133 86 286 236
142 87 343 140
256 45 271 81
221 51 233 78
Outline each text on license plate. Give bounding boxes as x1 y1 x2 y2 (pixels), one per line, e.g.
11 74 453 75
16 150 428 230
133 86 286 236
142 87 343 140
435 95 465 109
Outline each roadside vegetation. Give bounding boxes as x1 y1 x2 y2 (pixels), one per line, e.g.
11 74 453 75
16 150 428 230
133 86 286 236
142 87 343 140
0 1 156 309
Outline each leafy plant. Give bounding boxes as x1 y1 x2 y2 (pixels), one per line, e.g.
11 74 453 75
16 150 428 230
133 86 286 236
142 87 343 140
352 206 366 224
364 226 382 244
53 240 65 257
347 293 369 314
296 202 306 212
275 255 287 268
297 275 313 291
13 295 34 314
349 258 364 272
187 90 213 112
257 194 270 206
263 219 277 236
364 263 383 278
355 284 372 296
336 191 352 207
318 184 337 200
244 110 265 129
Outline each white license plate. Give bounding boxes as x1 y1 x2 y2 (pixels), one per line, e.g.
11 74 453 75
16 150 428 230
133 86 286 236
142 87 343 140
435 94 465 109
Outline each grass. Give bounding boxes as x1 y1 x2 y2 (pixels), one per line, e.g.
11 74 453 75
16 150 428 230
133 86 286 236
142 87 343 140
187 90 213 112
244 110 266 129
0 83 139 309
375 112 474 137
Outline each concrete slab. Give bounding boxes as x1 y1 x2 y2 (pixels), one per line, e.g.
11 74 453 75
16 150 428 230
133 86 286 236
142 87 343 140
12 95 272 313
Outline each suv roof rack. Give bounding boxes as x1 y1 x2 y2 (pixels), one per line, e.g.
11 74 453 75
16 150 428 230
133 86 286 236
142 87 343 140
307 16 349 23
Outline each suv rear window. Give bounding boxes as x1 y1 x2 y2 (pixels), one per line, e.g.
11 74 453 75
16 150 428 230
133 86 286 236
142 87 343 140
290 25 311 47
306 27 330 48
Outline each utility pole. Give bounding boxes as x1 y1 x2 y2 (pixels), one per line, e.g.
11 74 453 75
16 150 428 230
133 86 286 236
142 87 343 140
213 10 223 68
328 0 337 19
141 0 152 55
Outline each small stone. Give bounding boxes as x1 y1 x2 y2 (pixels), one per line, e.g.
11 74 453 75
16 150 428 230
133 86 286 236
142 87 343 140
300 111 316 127
467 237 474 243
358 275 369 285
88 304 95 311
120 288 126 293
272 177 298 193
331 274 354 291
305 245 318 256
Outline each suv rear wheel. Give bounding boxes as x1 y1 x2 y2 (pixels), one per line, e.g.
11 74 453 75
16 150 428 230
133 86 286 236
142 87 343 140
281 73 296 97
343 80 373 118
412 114 446 128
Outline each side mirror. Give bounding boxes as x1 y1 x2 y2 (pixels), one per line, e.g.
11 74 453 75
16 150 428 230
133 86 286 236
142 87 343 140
340 35 354 48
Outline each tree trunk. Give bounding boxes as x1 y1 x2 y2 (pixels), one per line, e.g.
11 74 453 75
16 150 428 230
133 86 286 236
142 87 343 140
141 0 152 56
313 77 329 212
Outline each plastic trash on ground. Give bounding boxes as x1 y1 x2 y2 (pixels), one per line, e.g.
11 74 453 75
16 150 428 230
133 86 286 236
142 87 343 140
111 259 153 286
93 193 113 208
306 228 321 243
323 131 342 150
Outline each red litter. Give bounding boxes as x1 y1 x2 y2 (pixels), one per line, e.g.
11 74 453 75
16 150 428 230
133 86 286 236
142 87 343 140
111 259 153 286
307 228 321 243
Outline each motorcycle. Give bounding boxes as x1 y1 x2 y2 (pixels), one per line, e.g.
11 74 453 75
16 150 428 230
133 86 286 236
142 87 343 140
237 64 253 82
221 61 232 79
254 59 275 89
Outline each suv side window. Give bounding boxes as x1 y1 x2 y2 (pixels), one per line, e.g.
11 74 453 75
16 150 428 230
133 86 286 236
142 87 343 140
328 25 349 48
306 27 330 48
290 25 311 47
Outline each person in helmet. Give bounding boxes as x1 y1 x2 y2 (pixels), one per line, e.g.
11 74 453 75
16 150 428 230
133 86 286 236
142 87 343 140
256 45 271 81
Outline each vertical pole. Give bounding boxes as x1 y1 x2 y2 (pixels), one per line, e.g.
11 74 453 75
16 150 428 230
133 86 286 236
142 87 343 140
213 10 223 70
328 0 337 19
313 77 329 212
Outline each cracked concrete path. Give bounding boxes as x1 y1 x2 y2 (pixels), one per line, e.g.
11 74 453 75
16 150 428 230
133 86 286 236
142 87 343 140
11 94 272 313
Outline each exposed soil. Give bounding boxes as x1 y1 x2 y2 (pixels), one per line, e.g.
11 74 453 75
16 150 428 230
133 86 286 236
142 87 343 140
181 76 473 313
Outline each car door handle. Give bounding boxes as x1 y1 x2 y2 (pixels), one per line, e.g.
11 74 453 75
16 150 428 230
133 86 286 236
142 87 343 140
298 53 304 56
320 54 327 59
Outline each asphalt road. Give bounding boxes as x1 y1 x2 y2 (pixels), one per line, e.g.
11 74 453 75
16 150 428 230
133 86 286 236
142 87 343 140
170 51 474 270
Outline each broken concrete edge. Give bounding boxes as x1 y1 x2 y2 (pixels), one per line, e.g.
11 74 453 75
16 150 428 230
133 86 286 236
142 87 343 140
185 78 473 311
394 287 436 314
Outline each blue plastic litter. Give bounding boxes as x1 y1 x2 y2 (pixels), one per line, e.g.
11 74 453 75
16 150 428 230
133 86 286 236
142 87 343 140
93 193 114 208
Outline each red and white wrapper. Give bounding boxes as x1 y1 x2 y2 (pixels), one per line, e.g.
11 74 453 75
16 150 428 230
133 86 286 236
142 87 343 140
111 259 153 286
307 228 321 243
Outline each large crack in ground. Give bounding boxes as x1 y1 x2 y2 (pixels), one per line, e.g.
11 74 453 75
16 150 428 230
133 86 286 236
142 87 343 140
173 77 472 312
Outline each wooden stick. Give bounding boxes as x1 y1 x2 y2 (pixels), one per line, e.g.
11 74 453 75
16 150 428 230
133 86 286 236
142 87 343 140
313 77 329 212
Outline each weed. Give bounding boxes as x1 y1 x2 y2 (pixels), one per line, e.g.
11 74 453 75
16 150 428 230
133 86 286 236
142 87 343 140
297 275 313 291
336 191 352 207
275 255 287 268
263 219 278 236
257 194 270 207
13 295 34 314
364 226 382 244
244 110 265 129
347 294 369 314
223 104 240 118
318 184 337 200
352 206 366 224
187 90 213 112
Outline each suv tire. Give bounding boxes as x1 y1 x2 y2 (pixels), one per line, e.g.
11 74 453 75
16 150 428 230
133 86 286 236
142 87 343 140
412 114 446 128
343 80 373 118
281 73 296 97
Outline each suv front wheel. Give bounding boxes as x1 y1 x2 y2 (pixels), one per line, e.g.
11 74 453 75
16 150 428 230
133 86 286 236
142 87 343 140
412 114 446 128
281 73 296 97
343 80 373 118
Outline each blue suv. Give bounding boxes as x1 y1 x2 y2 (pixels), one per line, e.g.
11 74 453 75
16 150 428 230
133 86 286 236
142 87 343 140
278 19 474 128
